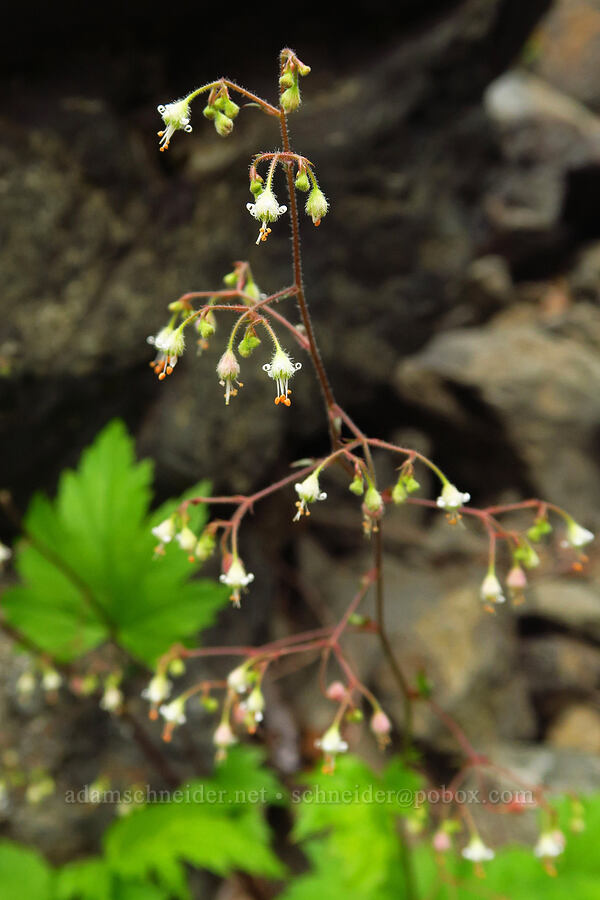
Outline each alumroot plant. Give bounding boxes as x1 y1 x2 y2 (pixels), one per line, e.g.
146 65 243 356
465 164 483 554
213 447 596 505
144 48 593 878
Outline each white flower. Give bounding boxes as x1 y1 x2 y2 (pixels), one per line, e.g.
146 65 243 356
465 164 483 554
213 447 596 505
142 673 172 706
213 721 238 750
563 520 594 549
0 541 11 563
148 326 185 380
436 482 470 511
461 836 495 862
246 188 287 244
244 686 265 723
100 685 123 713
16 671 36 697
219 556 254 607
227 664 253 694
157 98 192 151
315 724 348 756
175 527 197 554
480 572 506 605
41 669 62 692
216 349 243 405
262 348 301 406
305 186 329 225
159 696 186 725
534 830 565 859
294 471 327 520
152 517 176 545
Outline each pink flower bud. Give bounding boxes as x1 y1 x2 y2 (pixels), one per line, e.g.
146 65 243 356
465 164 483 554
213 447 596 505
507 565 527 590
325 681 347 702
370 709 392 737
433 830 452 853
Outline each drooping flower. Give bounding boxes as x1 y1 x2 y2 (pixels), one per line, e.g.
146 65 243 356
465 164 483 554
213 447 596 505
142 673 172 707
480 572 506 606
315 723 348 773
370 709 392 748
213 721 238 761
0 541 11 564
242 685 265 732
563 519 594 550
227 664 254 694
461 835 495 863
219 556 255 607
262 348 301 406
436 482 471 512
305 185 329 226
175 527 198 559
294 471 327 520
216 349 243 405
534 830 565 859
100 685 123 713
157 98 193 151
246 188 287 244
152 516 176 547
41 668 62 692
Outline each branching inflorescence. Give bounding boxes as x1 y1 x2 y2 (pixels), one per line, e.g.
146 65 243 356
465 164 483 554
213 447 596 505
143 48 594 876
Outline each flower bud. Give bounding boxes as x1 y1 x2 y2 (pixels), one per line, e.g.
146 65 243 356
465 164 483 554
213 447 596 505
392 480 407 504
294 170 310 192
433 830 452 853
203 104 216 120
305 186 329 226
364 484 383 515
527 516 552 543
198 317 215 339
325 681 347 702
506 564 527 590
513 540 540 569
195 529 216 562
279 72 294 89
349 473 365 496
238 330 261 358
250 178 264 196
214 112 234 137
281 85 301 113
480 572 505 606
370 709 392 743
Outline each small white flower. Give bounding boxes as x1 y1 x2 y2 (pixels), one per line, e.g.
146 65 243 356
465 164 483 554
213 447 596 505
315 724 348 756
244 686 265 723
563 520 594 549
175 527 197 554
213 721 238 750
436 482 470 511
227 664 253 694
16 671 36 697
246 187 287 244
159 696 187 725
148 326 185 379
461 836 495 862
157 98 193 151
262 348 301 406
41 669 62 692
480 572 506 605
216 349 242 405
100 685 123 713
152 517 176 545
294 471 327 521
305 186 329 225
0 541 11 563
534 830 565 859
142 673 172 706
219 556 254 607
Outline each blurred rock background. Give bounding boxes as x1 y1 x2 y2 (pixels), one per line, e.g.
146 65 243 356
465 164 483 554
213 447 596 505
1 0 600 877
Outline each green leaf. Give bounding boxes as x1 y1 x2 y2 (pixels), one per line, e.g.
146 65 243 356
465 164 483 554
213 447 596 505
104 747 286 896
1 420 229 665
0 840 54 899
55 859 114 900
284 754 422 899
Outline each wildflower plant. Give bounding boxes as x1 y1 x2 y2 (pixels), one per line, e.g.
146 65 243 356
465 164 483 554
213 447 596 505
0 47 598 900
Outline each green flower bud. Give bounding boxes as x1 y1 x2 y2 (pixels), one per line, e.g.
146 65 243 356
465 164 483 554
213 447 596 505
348 613 369 626
349 474 365 496
281 85 301 114
513 540 540 569
345 708 363 723
279 72 294 89
223 270 238 287
250 178 264 196
222 98 240 119
196 529 216 562
298 62 311 77
305 185 329 225
402 475 421 494
392 480 407 504
198 317 215 339
294 170 310 192
202 104 216 120
244 280 261 302
201 695 219 712
168 658 186 677
238 330 261 358
214 112 234 137
364 484 383 515
527 516 553 543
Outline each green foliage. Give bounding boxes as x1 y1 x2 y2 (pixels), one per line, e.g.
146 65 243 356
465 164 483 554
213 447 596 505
0 748 285 900
283 754 422 899
1 420 229 665
104 746 286 897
